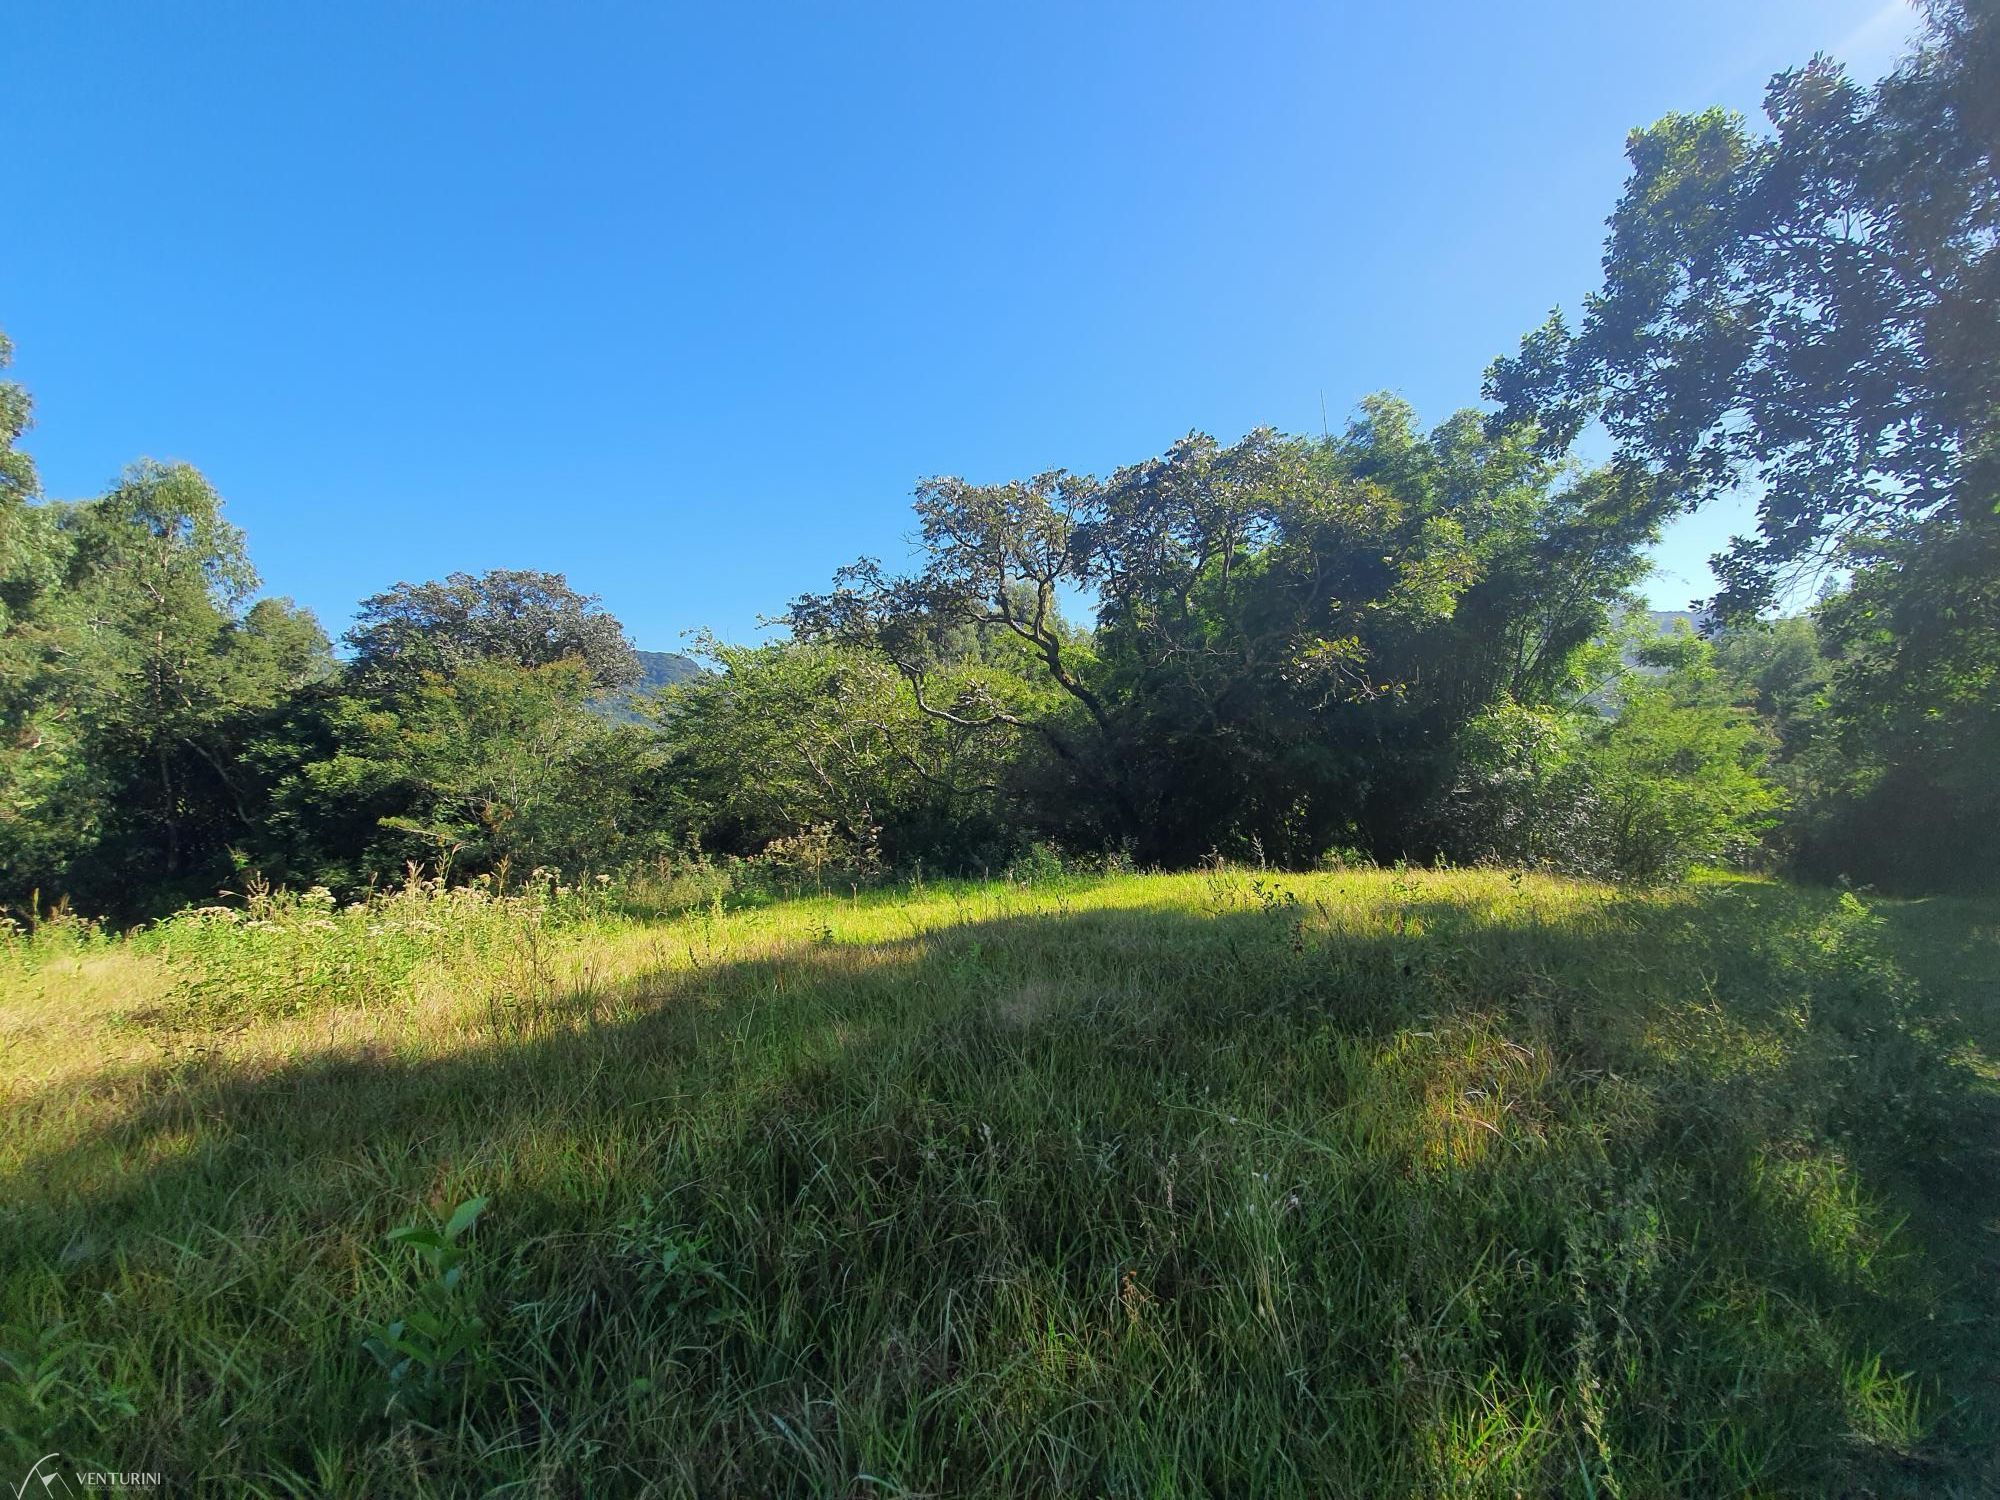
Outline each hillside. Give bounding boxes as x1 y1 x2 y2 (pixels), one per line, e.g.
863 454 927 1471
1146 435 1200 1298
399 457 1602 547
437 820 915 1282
594 647 702 723
4 869 1994 1494
635 648 702 692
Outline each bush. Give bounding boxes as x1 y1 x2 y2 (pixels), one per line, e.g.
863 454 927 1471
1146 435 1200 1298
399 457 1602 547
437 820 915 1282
136 867 619 1026
1583 682 1782 881
1433 634 1782 882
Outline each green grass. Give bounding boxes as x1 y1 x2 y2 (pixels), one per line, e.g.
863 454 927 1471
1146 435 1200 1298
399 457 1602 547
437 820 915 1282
2 868 1995 1496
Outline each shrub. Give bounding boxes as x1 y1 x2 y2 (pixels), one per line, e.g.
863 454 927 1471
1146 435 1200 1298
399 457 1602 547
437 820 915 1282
1433 634 1782 882
137 867 618 1025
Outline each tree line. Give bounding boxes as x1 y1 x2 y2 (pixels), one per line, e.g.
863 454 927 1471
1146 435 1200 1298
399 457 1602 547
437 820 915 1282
2 0 1990 920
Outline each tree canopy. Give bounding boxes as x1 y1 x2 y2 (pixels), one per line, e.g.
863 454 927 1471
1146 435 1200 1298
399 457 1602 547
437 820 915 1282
1486 0 1997 613
792 398 1672 865
348 569 641 696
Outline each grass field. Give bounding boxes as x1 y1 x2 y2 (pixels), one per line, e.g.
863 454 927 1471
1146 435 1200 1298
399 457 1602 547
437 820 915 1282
2 867 1996 1496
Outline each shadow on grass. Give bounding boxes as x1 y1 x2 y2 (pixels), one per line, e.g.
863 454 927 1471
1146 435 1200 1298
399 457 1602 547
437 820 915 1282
4 880 1995 1497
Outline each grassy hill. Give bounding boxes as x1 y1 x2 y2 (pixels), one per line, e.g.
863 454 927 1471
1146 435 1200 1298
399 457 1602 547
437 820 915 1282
3 869 1995 1495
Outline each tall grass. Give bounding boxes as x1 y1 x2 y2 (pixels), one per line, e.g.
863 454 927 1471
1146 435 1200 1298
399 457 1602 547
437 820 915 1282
2 868 1994 1495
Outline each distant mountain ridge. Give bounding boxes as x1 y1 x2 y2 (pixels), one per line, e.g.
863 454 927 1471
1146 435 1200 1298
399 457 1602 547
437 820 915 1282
594 649 701 722
635 650 701 691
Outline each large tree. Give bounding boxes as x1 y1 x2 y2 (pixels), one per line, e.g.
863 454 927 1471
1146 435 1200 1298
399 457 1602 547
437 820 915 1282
793 398 1669 865
263 573 654 889
347 568 641 696
1486 0 1997 890
1486 0 1997 613
0 457 331 915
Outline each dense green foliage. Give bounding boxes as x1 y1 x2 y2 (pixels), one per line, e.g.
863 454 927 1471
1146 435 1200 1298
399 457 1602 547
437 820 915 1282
655 635 1022 874
0 365 1778 918
1434 626 1783 883
3 868 1994 1493
266 658 673 889
1706 539 2000 892
0 7 1990 914
790 402 1675 868
1486 0 1997 890
0 437 331 915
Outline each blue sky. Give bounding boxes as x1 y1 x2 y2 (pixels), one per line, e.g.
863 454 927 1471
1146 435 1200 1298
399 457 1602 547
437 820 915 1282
3 2 1920 649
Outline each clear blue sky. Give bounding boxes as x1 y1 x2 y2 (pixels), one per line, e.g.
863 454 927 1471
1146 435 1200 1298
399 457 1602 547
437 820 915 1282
3 1 1919 649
